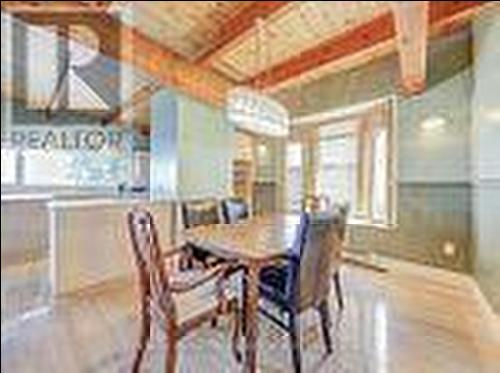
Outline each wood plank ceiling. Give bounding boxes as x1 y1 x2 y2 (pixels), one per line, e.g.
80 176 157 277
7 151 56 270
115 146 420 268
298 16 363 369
212 1 390 81
1 1 495 117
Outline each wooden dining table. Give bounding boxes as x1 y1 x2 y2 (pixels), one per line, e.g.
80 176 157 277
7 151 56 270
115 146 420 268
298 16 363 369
183 213 301 373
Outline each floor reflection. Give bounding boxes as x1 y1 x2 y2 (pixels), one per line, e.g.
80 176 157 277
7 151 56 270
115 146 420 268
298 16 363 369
375 301 388 373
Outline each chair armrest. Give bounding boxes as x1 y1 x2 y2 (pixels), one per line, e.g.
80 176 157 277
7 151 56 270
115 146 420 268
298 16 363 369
170 262 235 293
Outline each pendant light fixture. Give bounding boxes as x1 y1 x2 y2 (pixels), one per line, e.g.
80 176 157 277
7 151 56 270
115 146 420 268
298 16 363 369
226 18 290 137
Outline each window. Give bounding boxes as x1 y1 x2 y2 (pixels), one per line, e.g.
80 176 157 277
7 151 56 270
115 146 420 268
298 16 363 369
371 128 389 222
317 132 358 211
312 99 395 225
1 148 17 185
286 142 303 212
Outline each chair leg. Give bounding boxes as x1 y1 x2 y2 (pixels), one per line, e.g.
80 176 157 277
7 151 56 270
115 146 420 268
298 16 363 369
318 300 333 354
165 337 177 373
333 271 344 310
230 300 242 363
288 313 301 373
132 299 151 373
241 270 248 335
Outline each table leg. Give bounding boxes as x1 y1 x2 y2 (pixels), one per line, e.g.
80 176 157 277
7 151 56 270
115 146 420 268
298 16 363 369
244 264 259 373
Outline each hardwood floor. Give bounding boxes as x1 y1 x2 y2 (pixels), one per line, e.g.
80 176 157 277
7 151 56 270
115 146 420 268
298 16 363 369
1 258 49 325
2 258 499 372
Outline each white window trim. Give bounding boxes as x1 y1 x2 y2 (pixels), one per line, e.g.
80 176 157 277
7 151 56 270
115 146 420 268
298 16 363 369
290 96 398 228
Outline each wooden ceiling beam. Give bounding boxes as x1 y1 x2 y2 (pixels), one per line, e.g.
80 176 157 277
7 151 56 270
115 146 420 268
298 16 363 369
391 1 429 95
120 26 235 106
196 0 291 66
246 1 490 90
0 1 113 13
101 83 162 126
247 12 395 89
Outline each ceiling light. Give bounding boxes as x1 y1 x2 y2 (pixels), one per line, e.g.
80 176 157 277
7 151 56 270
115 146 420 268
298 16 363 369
225 18 289 137
226 87 289 137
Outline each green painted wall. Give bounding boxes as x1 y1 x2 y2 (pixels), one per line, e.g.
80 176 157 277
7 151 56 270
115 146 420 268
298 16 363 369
471 11 500 313
277 30 473 184
275 29 476 273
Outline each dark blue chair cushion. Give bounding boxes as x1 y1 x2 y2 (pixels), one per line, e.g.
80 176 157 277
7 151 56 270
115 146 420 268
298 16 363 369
259 264 288 307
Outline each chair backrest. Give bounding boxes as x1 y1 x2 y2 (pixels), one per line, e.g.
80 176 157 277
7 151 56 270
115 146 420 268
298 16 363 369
221 197 249 224
286 210 346 311
128 208 174 315
181 199 220 229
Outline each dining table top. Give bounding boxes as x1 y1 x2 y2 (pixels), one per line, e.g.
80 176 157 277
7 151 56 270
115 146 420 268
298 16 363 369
183 213 301 263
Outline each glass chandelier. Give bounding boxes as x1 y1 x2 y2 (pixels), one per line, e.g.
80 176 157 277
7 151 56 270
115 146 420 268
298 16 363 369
226 19 290 137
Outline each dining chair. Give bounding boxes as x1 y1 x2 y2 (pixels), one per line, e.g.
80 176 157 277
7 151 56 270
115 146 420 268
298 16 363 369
127 208 241 373
181 199 222 268
257 211 342 373
181 199 221 229
301 198 348 311
221 197 250 224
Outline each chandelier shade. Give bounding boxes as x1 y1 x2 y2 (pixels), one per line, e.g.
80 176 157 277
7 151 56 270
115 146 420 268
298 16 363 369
226 87 290 137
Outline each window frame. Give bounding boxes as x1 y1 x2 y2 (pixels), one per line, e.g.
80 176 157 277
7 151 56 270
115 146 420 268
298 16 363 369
316 131 359 214
288 96 397 227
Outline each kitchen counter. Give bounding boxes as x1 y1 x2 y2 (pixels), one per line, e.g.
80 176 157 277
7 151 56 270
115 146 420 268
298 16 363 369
48 198 175 295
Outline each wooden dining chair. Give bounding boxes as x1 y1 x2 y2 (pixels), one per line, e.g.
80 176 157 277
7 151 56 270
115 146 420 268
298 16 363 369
257 212 343 373
127 208 241 373
221 197 250 224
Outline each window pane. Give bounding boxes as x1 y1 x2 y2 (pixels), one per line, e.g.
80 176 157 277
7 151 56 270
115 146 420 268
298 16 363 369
1 148 16 184
286 143 302 212
317 134 357 210
372 129 388 222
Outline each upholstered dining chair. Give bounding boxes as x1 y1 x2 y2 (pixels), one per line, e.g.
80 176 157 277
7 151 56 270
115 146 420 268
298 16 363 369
127 208 241 373
300 198 348 311
221 197 250 224
181 199 222 268
257 212 343 373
